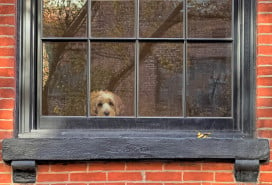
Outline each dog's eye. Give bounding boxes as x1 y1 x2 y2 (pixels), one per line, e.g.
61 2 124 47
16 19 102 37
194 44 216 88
97 103 103 107
109 101 114 106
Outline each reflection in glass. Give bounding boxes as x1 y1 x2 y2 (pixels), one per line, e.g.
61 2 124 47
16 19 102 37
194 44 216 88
91 42 135 116
186 43 232 117
187 0 232 38
139 0 183 38
42 0 87 37
91 0 135 38
42 42 87 116
139 42 183 117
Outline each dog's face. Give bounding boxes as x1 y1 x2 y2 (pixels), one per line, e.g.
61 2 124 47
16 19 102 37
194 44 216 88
91 91 123 116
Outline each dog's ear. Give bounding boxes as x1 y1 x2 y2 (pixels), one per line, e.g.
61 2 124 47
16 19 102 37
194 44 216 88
113 93 124 116
90 91 99 116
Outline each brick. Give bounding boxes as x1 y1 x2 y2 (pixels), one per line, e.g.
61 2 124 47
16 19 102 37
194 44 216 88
257 87 272 96
37 174 69 182
89 162 125 171
257 119 272 128
215 172 234 182
51 163 87 172
258 14 272 23
52 184 88 185
258 45 272 55
0 58 15 67
0 174 11 183
0 120 13 129
126 161 163 171
0 5 15 14
0 37 15 46
0 67 15 77
260 162 272 171
257 77 272 86
0 0 15 3
0 48 15 56
202 184 236 185
128 183 162 185
70 172 106 181
258 35 272 44
0 99 14 109
0 16 15 25
258 130 272 138
38 164 50 172
145 172 181 181
0 89 15 98
0 78 15 87
258 25 272 33
0 26 15 35
183 172 214 182
258 3 272 12
89 183 125 185
257 56 272 65
165 184 200 185
257 66 272 76
108 172 142 181
257 108 272 117
0 163 11 171
202 162 233 171
256 98 272 107
0 131 12 139
0 109 13 119
164 162 201 171
259 173 272 182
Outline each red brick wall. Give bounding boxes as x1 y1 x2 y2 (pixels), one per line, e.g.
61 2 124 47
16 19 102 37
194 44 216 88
0 0 15 184
0 0 271 184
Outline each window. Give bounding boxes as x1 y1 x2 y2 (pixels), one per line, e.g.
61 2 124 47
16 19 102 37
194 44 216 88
38 0 235 130
2 0 269 183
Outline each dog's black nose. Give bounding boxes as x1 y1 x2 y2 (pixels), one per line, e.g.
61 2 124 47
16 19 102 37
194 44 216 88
104 111 110 116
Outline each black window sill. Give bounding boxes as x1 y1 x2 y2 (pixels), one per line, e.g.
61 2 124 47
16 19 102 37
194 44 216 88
2 130 270 183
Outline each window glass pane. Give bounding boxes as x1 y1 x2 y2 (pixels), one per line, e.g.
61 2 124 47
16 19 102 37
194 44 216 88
90 42 135 116
42 0 87 37
42 42 87 116
91 0 135 38
139 42 183 117
186 43 232 117
139 0 183 38
187 0 232 38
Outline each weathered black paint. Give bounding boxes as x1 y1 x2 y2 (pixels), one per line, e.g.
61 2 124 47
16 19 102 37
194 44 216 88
235 160 260 182
3 138 269 161
11 161 36 183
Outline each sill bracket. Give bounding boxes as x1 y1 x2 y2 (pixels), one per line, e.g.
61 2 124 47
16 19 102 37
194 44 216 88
11 161 36 183
235 160 259 182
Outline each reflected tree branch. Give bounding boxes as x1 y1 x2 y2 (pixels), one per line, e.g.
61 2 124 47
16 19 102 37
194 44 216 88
42 2 90 114
107 2 183 91
42 1 183 114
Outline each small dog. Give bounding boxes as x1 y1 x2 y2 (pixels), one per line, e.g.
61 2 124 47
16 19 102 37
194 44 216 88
90 90 124 116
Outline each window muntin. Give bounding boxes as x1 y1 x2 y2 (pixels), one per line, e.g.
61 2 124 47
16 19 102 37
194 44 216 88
40 0 235 127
